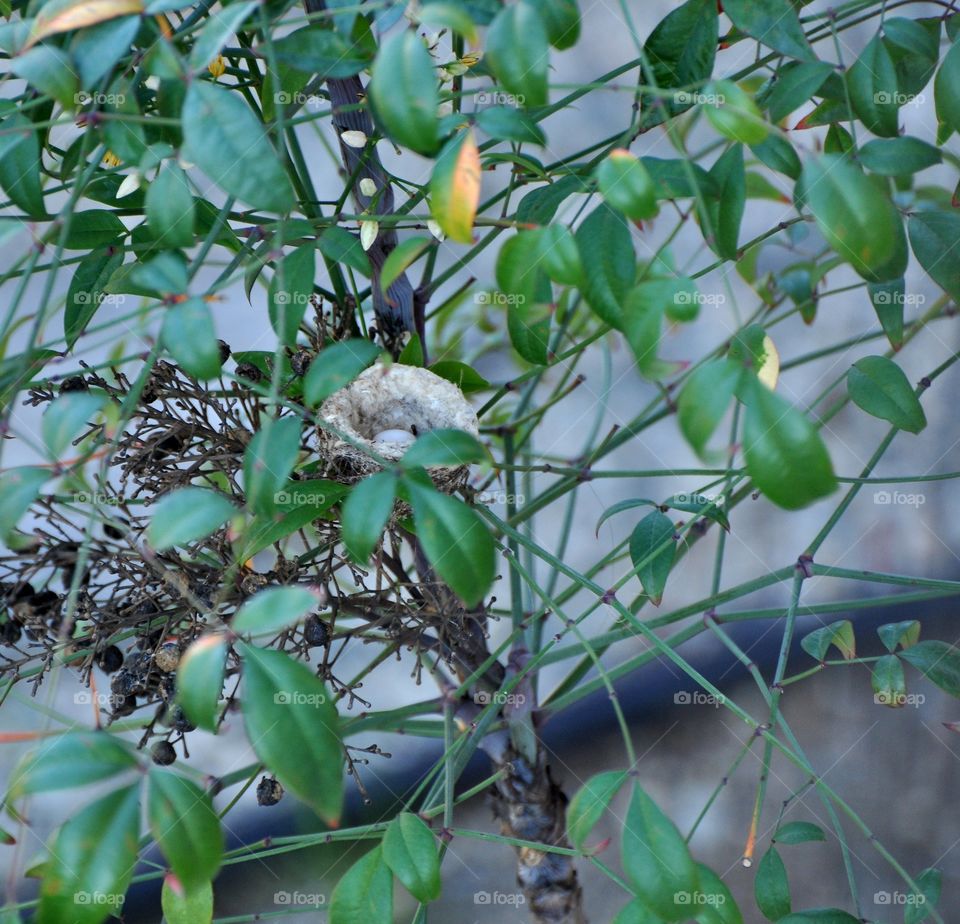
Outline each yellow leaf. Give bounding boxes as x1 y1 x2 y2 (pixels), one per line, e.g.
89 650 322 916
757 334 780 390
429 128 480 244
26 0 144 48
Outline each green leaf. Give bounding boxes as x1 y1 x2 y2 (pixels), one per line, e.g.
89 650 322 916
428 360 490 393
368 29 439 156
303 339 381 405
65 246 124 348
677 359 741 458
846 34 900 137
723 0 813 61
700 143 746 259
485 2 550 108
329 847 393 924
382 813 441 902
621 782 698 920
239 643 343 823
417 2 478 43
189 0 258 70
847 355 926 434
147 769 223 890
475 105 545 145
507 298 552 365
381 237 431 296
239 481 347 559
429 128 481 243
147 487 237 550
750 133 801 180
703 82 768 145
774 821 826 844
596 149 659 221
537 223 582 286
161 297 223 380
934 40 960 137
800 620 855 661
233 585 319 635
13 45 79 110
269 245 315 347
574 204 635 329
41 392 105 459
566 770 628 850
534 0 579 50
161 877 213 924
0 467 48 540
318 226 371 277
404 476 495 607
776 912 861 924
243 416 302 515
182 80 294 213
70 16 140 87
271 24 370 76
10 732 137 800
515 174 587 224
342 472 397 564
401 429 485 468
62 210 126 250
612 900 665 923
908 211 960 302
741 379 837 510
0 114 45 217
755 847 790 920
900 640 960 697
128 252 189 296
872 653 907 707
38 783 140 924
762 61 833 123
176 634 227 732
146 162 195 249
799 155 903 282
867 280 904 350
639 0 717 128
695 864 743 924
629 510 675 605
858 137 941 176
905 868 941 924
883 17 939 98
622 283 673 379
878 619 920 652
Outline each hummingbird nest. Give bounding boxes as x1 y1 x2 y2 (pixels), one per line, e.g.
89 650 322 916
316 363 480 492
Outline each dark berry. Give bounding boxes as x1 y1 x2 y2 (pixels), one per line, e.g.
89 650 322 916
58 375 88 394
96 645 124 674
111 694 137 718
257 776 284 806
218 340 232 365
303 615 329 648
2 620 22 645
235 362 263 384
103 521 126 540
151 741 177 766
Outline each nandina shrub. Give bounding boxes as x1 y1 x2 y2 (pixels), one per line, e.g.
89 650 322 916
0 0 959 921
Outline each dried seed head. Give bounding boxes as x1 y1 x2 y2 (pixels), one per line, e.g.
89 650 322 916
154 641 180 673
257 776 284 806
